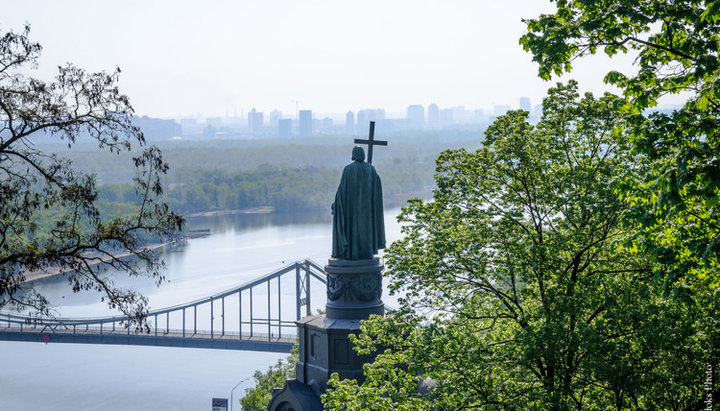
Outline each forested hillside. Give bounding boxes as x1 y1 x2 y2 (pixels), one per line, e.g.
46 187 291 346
48 131 485 214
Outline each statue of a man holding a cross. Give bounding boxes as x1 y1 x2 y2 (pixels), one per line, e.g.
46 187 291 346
331 122 387 260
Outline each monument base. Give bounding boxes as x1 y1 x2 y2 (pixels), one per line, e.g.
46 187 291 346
266 380 322 411
267 315 372 411
295 314 374 393
268 258 384 410
325 257 384 320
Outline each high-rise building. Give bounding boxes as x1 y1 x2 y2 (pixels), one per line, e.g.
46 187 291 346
450 106 466 123
133 116 181 141
345 111 355 135
519 97 531 113
406 105 425 129
533 104 543 119
321 117 333 129
269 110 282 129
439 108 453 127
299 110 313 136
278 118 292 138
427 103 439 128
356 109 385 133
248 108 264 134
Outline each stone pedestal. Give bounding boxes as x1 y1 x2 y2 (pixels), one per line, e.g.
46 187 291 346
325 257 384 320
267 258 384 411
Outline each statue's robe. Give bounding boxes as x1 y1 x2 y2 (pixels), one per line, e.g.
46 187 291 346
331 158 386 260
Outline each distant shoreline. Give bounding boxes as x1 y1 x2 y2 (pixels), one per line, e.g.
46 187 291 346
21 242 173 284
183 194 431 218
185 206 273 218
18 206 273 284
21 199 424 284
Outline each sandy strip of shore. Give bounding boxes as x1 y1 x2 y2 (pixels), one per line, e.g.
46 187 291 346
185 206 273 218
21 242 171 283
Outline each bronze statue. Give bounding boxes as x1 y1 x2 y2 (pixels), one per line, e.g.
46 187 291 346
331 146 386 260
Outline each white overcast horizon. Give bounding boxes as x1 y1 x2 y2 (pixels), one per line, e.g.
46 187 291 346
3 0 683 120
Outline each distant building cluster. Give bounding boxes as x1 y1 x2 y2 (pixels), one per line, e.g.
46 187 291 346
395 97 541 132
132 116 181 141
128 96 544 142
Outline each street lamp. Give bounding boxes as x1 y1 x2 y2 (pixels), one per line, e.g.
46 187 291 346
230 378 249 411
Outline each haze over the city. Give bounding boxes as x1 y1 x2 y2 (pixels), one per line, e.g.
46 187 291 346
2 0 664 120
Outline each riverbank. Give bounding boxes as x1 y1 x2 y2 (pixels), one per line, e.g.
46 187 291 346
19 206 274 284
21 242 173 284
182 193 430 220
185 206 273 218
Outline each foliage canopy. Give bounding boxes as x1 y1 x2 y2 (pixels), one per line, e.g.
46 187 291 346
0 25 183 328
322 82 718 409
240 343 299 411
521 0 720 289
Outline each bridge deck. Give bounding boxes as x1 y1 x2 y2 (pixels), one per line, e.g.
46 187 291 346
0 326 295 352
0 259 328 353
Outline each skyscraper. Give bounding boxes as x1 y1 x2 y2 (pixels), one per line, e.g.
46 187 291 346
439 108 453 127
248 108 264 134
533 104 543 119
450 106 466 123
269 109 282 129
299 110 312 136
356 109 385 133
346 111 355 135
519 97 531 113
427 103 439 128
406 105 425 129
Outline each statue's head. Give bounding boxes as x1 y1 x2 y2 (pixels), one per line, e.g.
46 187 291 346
352 146 365 162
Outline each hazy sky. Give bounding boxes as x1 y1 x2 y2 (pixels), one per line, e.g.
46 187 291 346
4 0 658 119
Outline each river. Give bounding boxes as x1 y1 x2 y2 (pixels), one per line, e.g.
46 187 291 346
0 207 406 410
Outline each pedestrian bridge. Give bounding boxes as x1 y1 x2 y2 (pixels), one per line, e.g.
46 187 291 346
0 259 328 353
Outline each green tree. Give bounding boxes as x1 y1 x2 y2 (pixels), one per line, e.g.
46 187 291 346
520 0 720 289
323 83 716 409
240 343 299 411
0 25 183 328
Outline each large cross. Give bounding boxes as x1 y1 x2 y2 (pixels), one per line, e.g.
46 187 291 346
354 121 387 164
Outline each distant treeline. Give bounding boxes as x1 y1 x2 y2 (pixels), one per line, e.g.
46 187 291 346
45 131 484 184
99 159 436 214
167 165 339 213
51 131 485 215
25 201 166 245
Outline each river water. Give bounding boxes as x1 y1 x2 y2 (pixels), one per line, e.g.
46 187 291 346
0 207 405 410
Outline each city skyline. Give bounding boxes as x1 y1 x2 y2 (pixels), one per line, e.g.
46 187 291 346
172 97 539 122
140 98 545 141
2 0 679 120
141 93 684 141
